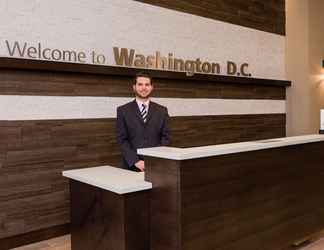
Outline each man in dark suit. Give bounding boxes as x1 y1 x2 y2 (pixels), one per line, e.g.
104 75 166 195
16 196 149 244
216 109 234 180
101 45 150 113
116 72 171 171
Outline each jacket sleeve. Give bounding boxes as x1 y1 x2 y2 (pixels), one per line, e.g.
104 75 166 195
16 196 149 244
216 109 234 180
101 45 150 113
160 107 171 146
116 107 140 167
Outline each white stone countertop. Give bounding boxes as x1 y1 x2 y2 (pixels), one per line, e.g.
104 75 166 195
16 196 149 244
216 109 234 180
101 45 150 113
138 134 324 160
62 166 152 194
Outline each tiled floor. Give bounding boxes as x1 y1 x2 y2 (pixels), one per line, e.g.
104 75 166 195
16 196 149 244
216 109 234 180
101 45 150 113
10 235 324 250
300 238 324 250
11 235 71 250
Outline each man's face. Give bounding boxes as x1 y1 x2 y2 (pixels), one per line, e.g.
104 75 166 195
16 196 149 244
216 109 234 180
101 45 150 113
133 76 153 99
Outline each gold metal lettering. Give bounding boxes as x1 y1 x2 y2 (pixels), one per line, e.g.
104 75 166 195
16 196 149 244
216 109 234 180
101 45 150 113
227 61 237 75
134 54 146 67
240 63 250 76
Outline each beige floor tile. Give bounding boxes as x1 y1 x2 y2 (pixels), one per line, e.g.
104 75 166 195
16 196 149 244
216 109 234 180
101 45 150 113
300 238 324 250
11 235 71 250
10 234 324 250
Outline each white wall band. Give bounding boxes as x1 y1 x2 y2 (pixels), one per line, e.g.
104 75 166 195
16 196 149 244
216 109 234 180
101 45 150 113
0 95 286 120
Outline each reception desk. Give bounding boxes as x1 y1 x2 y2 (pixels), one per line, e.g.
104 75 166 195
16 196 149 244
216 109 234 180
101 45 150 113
63 166 152 250
64 134 324 250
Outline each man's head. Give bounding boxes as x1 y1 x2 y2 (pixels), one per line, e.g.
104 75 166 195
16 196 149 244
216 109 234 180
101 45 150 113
133 72 153 100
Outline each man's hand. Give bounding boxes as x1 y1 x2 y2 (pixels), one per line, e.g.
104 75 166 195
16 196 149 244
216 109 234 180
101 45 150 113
135 160 145 172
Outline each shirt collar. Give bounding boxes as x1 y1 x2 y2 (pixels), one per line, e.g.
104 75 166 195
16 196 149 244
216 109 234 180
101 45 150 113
136 98 150 110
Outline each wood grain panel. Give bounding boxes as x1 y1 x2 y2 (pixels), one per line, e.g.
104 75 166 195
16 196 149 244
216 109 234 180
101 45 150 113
145 159 181 250
69 180 149 250
0 114 285 244
171 114 285 147
0 68 286 99
0 58 291 88
0 57 289 246
135 0 285 35
144 142 324 250
0 224 69 250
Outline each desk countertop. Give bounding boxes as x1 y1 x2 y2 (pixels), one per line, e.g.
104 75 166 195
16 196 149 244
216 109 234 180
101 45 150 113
62 166 152 194
138 134 324 160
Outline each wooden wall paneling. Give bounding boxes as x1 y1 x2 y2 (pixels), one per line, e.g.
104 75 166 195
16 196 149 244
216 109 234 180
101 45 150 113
0 68 286 99
153 79 286 100
0 113 286 245
134 0 286 35
0 225 69 250
0 58 291 92
0 151 5 169
0 58 290 247
170 114 286 147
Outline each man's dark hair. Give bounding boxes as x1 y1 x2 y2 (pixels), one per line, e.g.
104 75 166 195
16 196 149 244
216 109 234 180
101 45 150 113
133 72 153 85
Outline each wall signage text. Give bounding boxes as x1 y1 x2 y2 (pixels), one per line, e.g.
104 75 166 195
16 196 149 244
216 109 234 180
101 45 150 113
3 40 252 77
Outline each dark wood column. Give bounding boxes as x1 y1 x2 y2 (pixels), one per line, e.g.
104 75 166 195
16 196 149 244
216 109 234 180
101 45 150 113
69 180 150 250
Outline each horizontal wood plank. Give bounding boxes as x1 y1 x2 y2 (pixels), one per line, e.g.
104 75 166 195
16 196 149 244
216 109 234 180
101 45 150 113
134 0 285 35
0 68 287 99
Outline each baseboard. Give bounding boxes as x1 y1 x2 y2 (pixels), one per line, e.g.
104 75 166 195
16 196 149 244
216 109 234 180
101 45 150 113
0 224 69 250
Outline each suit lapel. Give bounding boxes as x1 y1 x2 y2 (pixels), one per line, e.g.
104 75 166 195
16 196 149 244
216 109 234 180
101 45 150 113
146 101 155 124
131 100 145 125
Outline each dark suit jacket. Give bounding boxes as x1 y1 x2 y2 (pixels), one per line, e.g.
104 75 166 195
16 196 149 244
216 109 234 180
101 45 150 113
116 100 171 170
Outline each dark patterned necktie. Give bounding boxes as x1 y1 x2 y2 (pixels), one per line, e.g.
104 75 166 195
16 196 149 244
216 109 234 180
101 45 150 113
141 103 147 123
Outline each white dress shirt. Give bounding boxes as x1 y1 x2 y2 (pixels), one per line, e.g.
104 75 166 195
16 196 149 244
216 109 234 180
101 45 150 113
136 98 150 113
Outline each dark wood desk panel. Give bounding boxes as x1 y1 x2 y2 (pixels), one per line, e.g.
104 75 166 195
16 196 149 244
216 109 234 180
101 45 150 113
144 142 324 250
69 180 150 250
